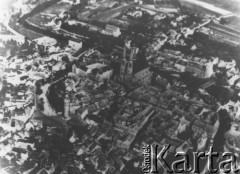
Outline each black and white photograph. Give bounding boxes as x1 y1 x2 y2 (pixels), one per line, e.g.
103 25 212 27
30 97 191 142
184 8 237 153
0 0 240 173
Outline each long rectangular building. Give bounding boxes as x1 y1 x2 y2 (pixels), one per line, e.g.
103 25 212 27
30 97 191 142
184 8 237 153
206 21 240 46
179 0 232 16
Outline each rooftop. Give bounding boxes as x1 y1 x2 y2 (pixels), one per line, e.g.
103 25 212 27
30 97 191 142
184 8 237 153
179 0 232 16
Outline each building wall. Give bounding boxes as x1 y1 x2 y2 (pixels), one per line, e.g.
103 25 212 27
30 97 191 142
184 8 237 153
179 0 231 16
69 40 82 51
185 66 205 78
100 70 113 80
175 63 186 72
134 68 152 85
105 25 121 37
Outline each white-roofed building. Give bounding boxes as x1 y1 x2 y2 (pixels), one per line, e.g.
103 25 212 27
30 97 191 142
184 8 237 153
88 0 96 4
33 36 57 46
133 67 152 85
86 63 106 70
68 40 82 51
104 24 121 37
179 0 232 16
86 63 113 80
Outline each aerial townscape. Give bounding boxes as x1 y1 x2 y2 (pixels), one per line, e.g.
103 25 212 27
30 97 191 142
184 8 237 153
1 0 240 173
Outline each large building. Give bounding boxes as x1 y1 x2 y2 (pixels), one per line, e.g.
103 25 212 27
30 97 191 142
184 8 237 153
185 61 206 78
133 67 152 85
68 40 82 51
86 63 113 80
179 0 232 17
205 21 240 47
120 44 139 82
73 63 113 80
105 24 121 37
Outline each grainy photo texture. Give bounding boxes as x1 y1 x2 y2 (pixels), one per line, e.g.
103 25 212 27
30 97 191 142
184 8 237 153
0 0 240 173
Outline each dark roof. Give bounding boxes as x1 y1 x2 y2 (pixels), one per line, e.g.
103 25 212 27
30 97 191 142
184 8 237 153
101 65 112 72
207 21 240 36
133 60 148 74
79 65 88 72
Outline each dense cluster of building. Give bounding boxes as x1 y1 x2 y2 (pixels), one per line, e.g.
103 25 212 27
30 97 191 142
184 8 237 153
0 0 240 173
